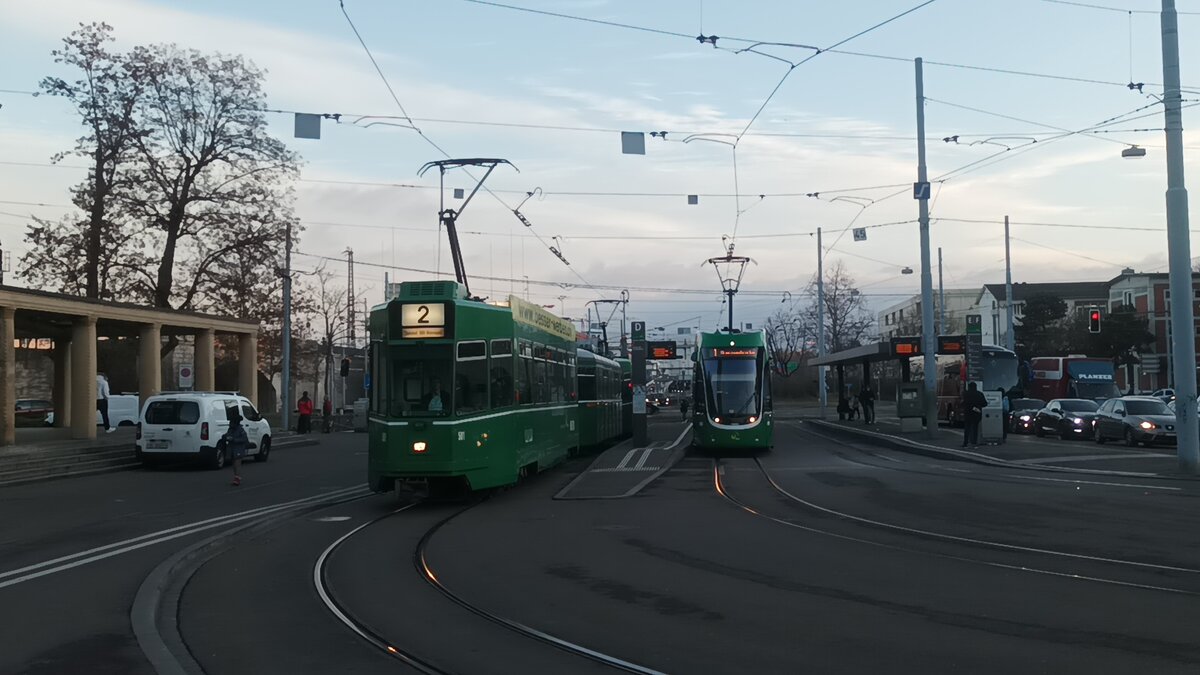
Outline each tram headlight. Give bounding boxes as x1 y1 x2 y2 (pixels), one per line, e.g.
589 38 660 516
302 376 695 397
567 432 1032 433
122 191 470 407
412 441 428 453
714 417 721 424
749 416 757 423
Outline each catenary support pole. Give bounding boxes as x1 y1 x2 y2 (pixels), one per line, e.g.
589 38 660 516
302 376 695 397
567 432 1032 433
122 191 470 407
817 227 827 419
1161 0 1198 473
938 247 945 335
282 221 292 432
915 58 937 440
1005 215 1015 352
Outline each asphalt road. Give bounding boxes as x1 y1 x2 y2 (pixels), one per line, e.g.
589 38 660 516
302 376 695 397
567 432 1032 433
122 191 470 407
4 419 1200 674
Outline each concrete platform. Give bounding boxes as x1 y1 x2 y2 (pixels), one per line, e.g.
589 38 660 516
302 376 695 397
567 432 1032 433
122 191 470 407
555 422 691 499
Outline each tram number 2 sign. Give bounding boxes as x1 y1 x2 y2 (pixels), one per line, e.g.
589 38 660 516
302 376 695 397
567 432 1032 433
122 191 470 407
401 303 446 338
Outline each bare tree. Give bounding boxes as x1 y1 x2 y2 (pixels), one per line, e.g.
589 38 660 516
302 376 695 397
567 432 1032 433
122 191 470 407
803 259 873 353
764 305 810 377
23 23 146 298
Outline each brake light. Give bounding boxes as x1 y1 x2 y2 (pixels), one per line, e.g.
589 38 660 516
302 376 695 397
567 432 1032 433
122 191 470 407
201 422 209 441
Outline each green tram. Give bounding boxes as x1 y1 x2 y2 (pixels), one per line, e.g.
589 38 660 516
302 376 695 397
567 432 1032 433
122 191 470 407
691 329 774 451
367 281 627 493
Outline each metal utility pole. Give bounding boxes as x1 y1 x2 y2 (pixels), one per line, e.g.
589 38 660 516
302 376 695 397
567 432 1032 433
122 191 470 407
817 227 827 418
1161 0 1198 473
937 247 945 335
705 244 754 332
346 248 356 347
281 221 293 431
915 58 937 440
620 290 629 358
1004 216 1015 352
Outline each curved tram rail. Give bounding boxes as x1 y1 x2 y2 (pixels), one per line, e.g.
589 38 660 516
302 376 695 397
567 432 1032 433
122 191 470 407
711 457 1200 597
315 502 666 674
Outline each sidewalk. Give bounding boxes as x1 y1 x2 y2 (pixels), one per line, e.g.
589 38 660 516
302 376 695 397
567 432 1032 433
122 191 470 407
808 416 1193 479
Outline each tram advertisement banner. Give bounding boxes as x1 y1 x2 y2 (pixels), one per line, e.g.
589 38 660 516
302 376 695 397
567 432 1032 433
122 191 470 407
509 295 576 342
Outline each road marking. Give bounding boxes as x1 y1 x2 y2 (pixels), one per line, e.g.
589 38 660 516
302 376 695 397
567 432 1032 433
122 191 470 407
1014 452 1174 465
634 448 654 470
0 484 369 590
998 473 1181 491
313 516 353 522
615 448 640 469
590 467 662 473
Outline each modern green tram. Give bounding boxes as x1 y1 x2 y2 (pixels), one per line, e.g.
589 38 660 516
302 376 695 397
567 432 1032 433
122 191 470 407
366 281 626 493
691 329 774 450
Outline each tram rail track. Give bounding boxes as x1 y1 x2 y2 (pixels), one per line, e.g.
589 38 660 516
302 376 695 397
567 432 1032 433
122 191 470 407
315 498 666 675
712 457 1200 597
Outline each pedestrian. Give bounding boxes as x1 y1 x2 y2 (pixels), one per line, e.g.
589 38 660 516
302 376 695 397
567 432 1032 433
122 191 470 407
962 381 988 448
297 390 314 434
680 397 690 420
837 394 850 421
849 392 860 421
322 396 333 433
96 372 114 433
223 405 250 486
423 379 444 412
860 386 876 424
999 388 1010 443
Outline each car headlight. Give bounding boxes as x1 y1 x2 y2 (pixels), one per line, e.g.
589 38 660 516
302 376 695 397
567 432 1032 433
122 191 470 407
1139 421 1155 430
1071 417 1085 425
1019 414 1031 421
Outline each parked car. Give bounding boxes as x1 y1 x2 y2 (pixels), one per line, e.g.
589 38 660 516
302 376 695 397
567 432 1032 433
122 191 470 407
15 399 53 427
1093 396 1177 447
649 392 674 407
1150 388 1177 403
1008 398 1046 434
1032 398 1100 440
44 394 140 428
136 392 271 468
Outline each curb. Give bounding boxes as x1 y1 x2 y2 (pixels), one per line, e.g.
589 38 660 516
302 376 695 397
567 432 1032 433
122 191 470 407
805 419 1200 483
0 437 322 489
132 489 372 675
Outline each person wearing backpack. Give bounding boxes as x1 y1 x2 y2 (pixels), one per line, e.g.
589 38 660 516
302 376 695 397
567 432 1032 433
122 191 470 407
224 406 250 486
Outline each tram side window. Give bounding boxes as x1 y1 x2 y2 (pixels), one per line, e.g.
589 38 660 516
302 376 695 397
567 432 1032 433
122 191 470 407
369 342 382 412
490 340 514 408
455 341 488 413
552 349 565 403
534 349 548 404
517 340 533 405
579 366 596 401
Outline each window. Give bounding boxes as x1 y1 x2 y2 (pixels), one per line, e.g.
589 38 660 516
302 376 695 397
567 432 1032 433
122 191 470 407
455 341 488 413
517 340 533 405
490 340 514 408
535 353 548 404
1123 290 1134 307
369 342 383 413
146 400 200 425
241 401 261 422
390 345 452 416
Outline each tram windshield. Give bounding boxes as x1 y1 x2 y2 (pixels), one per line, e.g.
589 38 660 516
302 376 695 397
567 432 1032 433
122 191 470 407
703 350 762 419
390 346 453 417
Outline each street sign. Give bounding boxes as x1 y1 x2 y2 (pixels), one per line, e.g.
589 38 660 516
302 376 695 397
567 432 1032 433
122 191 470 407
631 321 646 341
647 340 677 360
179 364 194 389
913 181 931 200
853 227 867 242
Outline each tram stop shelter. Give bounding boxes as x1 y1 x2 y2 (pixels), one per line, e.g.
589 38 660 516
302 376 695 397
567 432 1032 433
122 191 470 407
809 340 919 403
0 286 259 446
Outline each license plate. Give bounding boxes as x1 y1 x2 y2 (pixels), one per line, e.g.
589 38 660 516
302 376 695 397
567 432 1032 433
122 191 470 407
146 440 169 450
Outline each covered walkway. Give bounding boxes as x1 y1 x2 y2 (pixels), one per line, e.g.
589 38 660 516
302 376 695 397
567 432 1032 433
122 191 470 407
0 287 258 446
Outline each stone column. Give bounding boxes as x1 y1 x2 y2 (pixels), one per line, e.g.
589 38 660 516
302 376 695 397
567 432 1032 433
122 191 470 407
70 316 97 440
53 340 71 428
195 328 215 392
0 307 15 446
238 333 258 408
138 323 162 408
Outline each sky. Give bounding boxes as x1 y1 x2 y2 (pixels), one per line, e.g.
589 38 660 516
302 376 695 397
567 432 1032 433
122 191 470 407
2 0 1200 338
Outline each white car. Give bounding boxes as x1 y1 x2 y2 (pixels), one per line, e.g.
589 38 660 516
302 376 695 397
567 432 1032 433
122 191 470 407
136 392 271 469
45 394 140 428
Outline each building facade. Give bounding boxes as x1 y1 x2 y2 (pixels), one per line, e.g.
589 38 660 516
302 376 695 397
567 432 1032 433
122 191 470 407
1106 272 1200 392
877 289 978 340
972 281 1108 347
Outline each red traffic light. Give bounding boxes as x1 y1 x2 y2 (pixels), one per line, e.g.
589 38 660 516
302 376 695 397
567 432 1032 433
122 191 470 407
1088 308 1102 333
1091 311 1100 320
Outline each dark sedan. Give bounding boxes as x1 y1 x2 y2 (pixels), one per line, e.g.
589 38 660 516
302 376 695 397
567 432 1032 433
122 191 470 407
1008 398 1046 434
1093 396 1177 447
1032 398 1100 440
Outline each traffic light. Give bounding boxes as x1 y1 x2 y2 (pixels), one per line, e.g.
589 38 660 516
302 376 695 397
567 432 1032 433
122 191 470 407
1088 308 1102 333
340 357 350 377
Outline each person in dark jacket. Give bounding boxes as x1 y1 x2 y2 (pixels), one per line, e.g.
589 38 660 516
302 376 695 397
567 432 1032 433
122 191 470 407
962 381 988 448
297 391 314 434
224 406 251 486
860 386 876 424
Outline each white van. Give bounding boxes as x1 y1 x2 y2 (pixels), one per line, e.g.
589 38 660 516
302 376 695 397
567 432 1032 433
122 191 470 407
44 394 140 428
136 392 272 469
